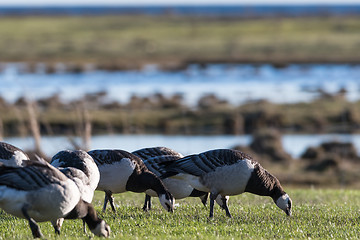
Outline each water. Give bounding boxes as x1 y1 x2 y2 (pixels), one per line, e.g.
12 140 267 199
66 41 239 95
1 64 360 106
4 134 360 159
1 5 360 17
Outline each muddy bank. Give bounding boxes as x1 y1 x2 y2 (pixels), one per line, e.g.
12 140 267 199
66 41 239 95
232 129 360 188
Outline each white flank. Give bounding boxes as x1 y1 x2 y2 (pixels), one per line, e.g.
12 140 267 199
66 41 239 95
0 186 28 218
162 178 194 199
96 158 136 193
82 155 100 191
171 173 209 192
200 159 255 196
70 172 94 203
0 178 80 222
145 178 194 199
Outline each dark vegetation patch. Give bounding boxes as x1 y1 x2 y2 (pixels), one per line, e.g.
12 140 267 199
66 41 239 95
1 90 359 137
2 91 360 187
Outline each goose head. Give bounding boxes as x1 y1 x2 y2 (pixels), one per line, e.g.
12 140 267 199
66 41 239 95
158 192 175 212
275 193 292 216
90 219 111 238
90 220 111 237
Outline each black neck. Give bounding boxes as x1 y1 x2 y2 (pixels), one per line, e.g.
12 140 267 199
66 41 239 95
126 171 168 195
244 164 285 199
64 200 102 230
64 200 88 219
82 203 102 231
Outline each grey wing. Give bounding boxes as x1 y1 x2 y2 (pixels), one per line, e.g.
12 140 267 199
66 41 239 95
165 149 248 176
88 149 135 165
201 149 253 166
164 154 220 176
144 155 182 176
132 147 183 160
0 163 59 190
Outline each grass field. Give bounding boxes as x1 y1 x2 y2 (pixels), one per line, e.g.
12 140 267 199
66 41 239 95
0 15 360 65
0 188 359 239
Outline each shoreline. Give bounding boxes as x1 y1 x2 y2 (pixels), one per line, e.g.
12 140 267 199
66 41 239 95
1 57 360 74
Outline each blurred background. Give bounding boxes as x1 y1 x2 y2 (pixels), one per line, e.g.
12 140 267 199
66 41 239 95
1 0 360 187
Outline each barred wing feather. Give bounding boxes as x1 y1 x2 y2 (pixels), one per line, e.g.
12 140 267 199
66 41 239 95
0 162 65 191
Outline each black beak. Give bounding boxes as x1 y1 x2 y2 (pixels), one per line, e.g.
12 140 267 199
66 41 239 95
166 203 173 213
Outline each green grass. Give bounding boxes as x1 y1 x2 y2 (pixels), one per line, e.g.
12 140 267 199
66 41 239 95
0 15 360 63
1 188 359 239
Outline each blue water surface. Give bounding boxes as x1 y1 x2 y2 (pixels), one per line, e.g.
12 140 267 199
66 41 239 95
1 63 359 106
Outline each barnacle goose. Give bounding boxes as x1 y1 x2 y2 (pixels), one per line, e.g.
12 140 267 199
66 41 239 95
161 149 292 218
132 147 212 211
51 150 100 203
50 150 100 233
88 149 175 213
0 161 110 238
0 142 30 167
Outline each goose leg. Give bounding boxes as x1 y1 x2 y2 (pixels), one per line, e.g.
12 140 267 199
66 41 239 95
143 194 151 212
82 219 87 234
106 191 116 213
103 190 116 213
209 192 218 218
199 192 209 207
102 192 108 212
221 196 231 218
21 205 43 238
148 195 151 210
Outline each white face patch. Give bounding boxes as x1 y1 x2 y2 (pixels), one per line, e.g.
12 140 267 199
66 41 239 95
90 220 111 237
5 151 29 167
276 194 292 216
158 194 175 212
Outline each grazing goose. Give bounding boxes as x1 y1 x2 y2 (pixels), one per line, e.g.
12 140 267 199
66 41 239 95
132 147 211 211
0 161 110 238
161 149 292 218
88 149 175 213
51 150 100 203
50 150 100 233
0 142 30 167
